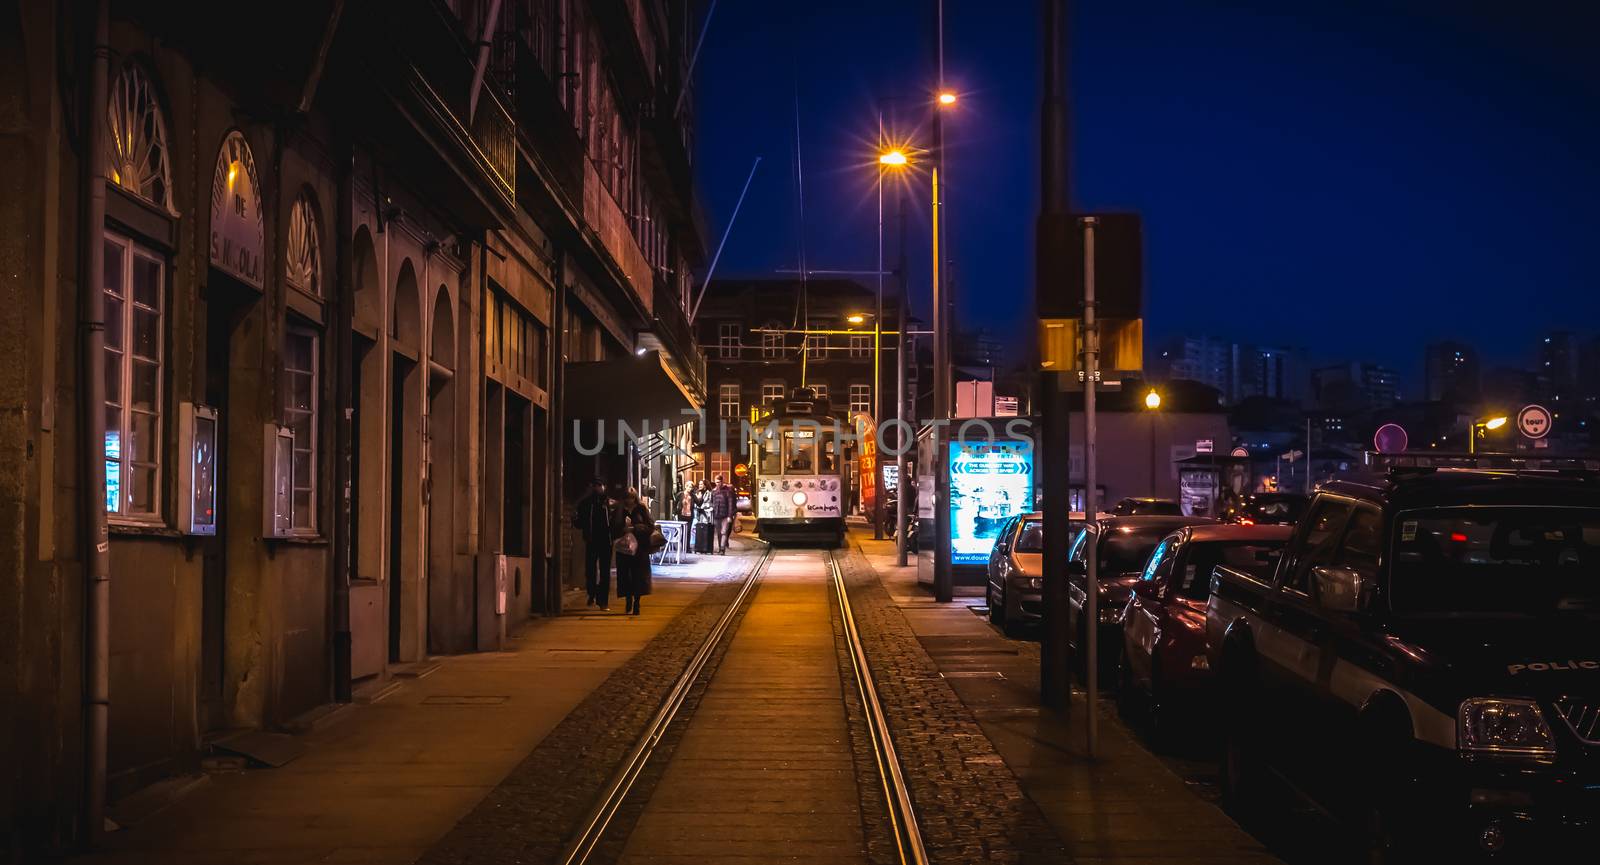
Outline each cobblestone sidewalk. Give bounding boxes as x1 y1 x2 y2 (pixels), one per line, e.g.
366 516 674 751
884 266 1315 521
417 550 763 865
834 547 1073 865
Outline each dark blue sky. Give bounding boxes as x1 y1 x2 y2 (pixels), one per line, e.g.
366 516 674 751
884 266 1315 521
694 1 1600 394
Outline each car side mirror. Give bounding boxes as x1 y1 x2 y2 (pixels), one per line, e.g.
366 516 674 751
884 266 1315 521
1130 580 1160 601
1312 565 1369 613
1066 560 1087 577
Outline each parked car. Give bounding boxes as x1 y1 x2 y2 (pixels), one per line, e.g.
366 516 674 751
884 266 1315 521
1067 514 1216 678
1224 492 1307 526
1207 465 1600 861
1117 523 1290 744
1112 497 1183 516
986 511 1094 637
987 514 1042 637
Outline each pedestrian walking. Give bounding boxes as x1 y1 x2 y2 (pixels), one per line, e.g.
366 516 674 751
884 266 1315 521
611 487 654 616
572 478 613 609
711 475 737 554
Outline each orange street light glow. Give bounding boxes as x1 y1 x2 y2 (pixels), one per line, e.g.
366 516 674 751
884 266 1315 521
846 314 866 324
879 149 908 166
937 91 957 106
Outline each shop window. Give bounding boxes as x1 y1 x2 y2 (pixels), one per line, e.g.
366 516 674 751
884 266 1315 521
103 233 164 519
282 324 320 532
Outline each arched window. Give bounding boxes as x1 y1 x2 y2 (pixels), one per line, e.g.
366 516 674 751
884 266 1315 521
285 190 322 297
106 62 177 215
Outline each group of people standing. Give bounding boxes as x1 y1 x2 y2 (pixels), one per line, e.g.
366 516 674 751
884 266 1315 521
572 480 656 615
679 476 737 555
571 475 739 616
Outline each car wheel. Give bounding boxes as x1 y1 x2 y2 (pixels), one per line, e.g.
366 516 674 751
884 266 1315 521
1357 725 1419 864
1000 585 1025 638
1217 650 1263 818
1115 657 1141 722
987 582 1003 625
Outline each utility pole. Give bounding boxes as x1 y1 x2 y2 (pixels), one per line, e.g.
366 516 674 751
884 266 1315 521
874 110 886 541
931 0 953 603
1082 215 1101 757
1037 0 1073 711
896 178 911 566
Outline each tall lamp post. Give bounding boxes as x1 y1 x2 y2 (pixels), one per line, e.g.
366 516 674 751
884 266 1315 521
1144 389 1161 495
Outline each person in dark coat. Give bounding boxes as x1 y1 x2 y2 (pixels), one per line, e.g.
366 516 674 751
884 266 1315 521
611 487 654 615
692 480 714 554
573 478 613 609
710 475 736 554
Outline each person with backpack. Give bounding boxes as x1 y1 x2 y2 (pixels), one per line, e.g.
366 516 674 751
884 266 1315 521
611 487 656 616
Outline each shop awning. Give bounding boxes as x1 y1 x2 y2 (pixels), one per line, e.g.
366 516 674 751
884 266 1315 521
565 350 701 446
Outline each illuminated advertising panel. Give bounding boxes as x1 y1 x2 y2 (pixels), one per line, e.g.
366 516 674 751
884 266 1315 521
949 438 1034 565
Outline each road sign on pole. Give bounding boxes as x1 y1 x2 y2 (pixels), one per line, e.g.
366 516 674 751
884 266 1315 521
1517 405 1552 440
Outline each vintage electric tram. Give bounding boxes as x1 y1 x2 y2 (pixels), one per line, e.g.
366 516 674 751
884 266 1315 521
750 387 851 546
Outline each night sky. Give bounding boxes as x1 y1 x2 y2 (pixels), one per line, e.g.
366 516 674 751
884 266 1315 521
694 1 1600 394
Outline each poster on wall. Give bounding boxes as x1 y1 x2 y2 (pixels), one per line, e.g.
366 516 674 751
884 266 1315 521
1179 468 1218 517
949 439 1034 566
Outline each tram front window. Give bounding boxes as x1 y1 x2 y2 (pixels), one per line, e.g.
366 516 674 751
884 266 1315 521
786 430 817 473
757 436 781 476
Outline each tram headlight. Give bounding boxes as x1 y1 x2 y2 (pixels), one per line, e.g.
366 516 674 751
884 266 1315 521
792 491 808 506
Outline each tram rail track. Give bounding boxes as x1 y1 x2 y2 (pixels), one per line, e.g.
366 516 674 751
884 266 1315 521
554 545 929 865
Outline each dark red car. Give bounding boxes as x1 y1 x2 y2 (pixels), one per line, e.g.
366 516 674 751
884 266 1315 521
1117 523 1290 742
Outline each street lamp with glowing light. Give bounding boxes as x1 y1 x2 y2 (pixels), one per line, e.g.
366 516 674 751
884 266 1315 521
1144 390 1161 411
878 149 908 167
846 314 866 325
1469 415 1509 454
937 91 957 106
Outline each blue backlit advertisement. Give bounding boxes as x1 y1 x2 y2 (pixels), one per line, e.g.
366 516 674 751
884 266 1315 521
949 439 1034 565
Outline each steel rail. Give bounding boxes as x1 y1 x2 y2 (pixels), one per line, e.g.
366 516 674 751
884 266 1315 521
829 552 931 865
556 545 773 865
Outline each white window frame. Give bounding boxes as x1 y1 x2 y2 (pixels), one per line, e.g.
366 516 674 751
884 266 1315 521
811 383 828 404
282 323 320 534
719 382 740 419
849 383 870 415
103 231 164 522
710 451 732 482
718 321 740 360
807 333 827 361
850 335 870 358
762 382 784 406
761 322 783 359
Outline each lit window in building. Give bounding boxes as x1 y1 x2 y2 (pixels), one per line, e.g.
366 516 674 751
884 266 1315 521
850 384 870 415
282 326 320 532
719 322 740 360
105 63 177 214
710 451 732 482
285 190 322 297
103 233 164 519
719 383 740 418
762 383 784 405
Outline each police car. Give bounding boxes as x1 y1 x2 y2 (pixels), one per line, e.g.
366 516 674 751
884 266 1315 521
1206 456 1600 860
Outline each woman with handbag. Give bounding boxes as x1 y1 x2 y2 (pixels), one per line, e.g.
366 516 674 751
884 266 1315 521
611 487 656 616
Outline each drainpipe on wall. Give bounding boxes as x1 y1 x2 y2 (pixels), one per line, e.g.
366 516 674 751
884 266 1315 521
331 142 355 703
466 0 504 124
80 0 111 841
548 248 566 616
